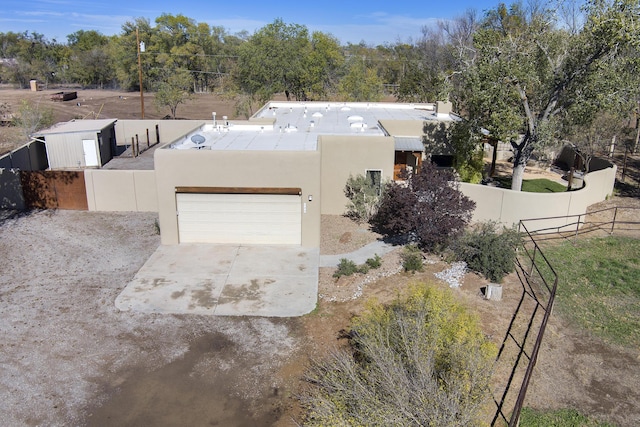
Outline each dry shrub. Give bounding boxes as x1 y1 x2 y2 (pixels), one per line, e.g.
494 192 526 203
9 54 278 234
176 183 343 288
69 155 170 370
302 283 496 426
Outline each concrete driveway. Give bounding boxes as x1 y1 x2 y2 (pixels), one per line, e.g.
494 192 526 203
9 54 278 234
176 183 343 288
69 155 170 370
115 244 319 317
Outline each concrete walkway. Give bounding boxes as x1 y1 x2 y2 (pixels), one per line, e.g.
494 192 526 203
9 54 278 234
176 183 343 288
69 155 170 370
116 244 318 317
115 240 396 318
319 240 396 267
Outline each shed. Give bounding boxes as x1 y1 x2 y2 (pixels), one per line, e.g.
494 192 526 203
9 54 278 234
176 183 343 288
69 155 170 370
36 119 117 169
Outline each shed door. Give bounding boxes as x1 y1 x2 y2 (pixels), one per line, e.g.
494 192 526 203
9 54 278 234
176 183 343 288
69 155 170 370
176 193 301 244
82 139 99 167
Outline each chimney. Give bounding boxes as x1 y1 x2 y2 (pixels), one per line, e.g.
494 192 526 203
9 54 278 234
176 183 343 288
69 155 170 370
436 101 452 116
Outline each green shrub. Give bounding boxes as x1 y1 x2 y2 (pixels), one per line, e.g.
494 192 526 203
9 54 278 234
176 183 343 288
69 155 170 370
333 258 359 278
365 254 382 269
333 255 382 278
457 150 484 184
401 244 423 272
344 174 385 223
452 222 521 282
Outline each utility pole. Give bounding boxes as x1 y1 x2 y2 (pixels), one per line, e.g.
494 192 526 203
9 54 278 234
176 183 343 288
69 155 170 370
136 27 145 119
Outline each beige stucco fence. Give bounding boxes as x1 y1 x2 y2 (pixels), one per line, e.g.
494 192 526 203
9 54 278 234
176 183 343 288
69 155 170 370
82 164 616 235
460 165 617 232
84 169 158 212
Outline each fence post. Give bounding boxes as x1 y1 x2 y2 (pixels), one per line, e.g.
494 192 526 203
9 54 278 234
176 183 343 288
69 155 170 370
146 128 150 148
131 137 136 157
611 207 618 235
575 213 581 237
529 246 537 276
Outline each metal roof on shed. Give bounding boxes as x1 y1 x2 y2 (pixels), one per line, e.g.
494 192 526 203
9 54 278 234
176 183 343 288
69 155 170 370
37 119 116 135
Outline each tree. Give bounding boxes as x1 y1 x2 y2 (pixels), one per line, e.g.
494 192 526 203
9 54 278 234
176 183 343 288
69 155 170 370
566 112 634 175
154 68 192 119
462 0 640 191
301 31 344 99
66 30 114 88
13 100 54 140
302 283 496 426
235 19 311 102
423 120 485 183
338 58 383 102
0 31 60 88
111 18 156 91
395 10 479 104
371 162 475 252
396 61 442 103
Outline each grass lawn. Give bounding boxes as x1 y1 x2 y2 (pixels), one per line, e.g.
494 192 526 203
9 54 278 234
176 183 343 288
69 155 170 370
520 407 615 427
540 236 640 347
493 177 567 193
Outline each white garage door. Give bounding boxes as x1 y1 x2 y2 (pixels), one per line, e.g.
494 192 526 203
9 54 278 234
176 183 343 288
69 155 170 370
176 192 301 244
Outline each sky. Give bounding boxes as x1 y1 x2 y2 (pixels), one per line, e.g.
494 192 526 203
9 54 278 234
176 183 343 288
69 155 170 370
0 0 501 46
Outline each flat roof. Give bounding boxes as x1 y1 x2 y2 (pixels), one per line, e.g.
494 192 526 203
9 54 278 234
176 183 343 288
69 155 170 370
37 119 116 135
167 101 458 151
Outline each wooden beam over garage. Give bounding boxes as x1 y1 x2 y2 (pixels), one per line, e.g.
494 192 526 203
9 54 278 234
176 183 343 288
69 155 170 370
175 187 302 195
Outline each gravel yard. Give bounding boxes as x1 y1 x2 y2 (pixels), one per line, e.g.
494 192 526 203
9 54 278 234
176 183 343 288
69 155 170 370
0 210 301 426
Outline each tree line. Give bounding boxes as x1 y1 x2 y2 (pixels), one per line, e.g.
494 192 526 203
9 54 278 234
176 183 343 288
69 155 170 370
1 0 638 190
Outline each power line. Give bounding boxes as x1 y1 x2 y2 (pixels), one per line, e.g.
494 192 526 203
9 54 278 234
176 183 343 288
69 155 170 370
141 52 238 59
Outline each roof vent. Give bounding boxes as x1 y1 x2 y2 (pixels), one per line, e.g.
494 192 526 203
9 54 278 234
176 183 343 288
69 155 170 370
190 134 206 144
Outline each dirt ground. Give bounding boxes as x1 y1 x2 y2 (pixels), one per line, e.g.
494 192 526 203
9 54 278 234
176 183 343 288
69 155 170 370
1 198 639 426
0 86 242 155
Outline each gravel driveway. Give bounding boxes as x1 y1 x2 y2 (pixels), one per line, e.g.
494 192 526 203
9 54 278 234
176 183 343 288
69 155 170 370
0 210 301 426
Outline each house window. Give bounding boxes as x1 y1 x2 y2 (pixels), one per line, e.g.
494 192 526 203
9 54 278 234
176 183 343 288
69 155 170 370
366 169 382 196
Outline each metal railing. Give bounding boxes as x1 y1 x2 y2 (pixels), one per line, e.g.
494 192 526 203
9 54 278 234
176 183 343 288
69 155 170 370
520 206 640 241
491 205 640 426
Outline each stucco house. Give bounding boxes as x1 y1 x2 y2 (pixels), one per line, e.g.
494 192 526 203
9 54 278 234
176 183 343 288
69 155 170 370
153 101 458 247
3 99 614 241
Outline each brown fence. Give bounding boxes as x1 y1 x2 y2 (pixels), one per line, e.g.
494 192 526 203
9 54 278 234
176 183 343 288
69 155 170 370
491 206 640 426
21 171 88 210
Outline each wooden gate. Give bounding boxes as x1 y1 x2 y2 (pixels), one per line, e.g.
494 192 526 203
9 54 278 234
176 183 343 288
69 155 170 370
21 171 88 210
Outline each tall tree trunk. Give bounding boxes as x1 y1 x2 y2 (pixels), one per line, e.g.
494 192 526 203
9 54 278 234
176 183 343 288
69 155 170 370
511 131 536 191
511 163 525 191
489 138 498 177
511 84 538 191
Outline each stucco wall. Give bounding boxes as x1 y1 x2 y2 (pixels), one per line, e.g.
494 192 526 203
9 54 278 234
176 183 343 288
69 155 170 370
154 148 322 247
114 120 205 146
460 165 616 232
378 120 425 137
84 169 158 212
319 135 395 215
